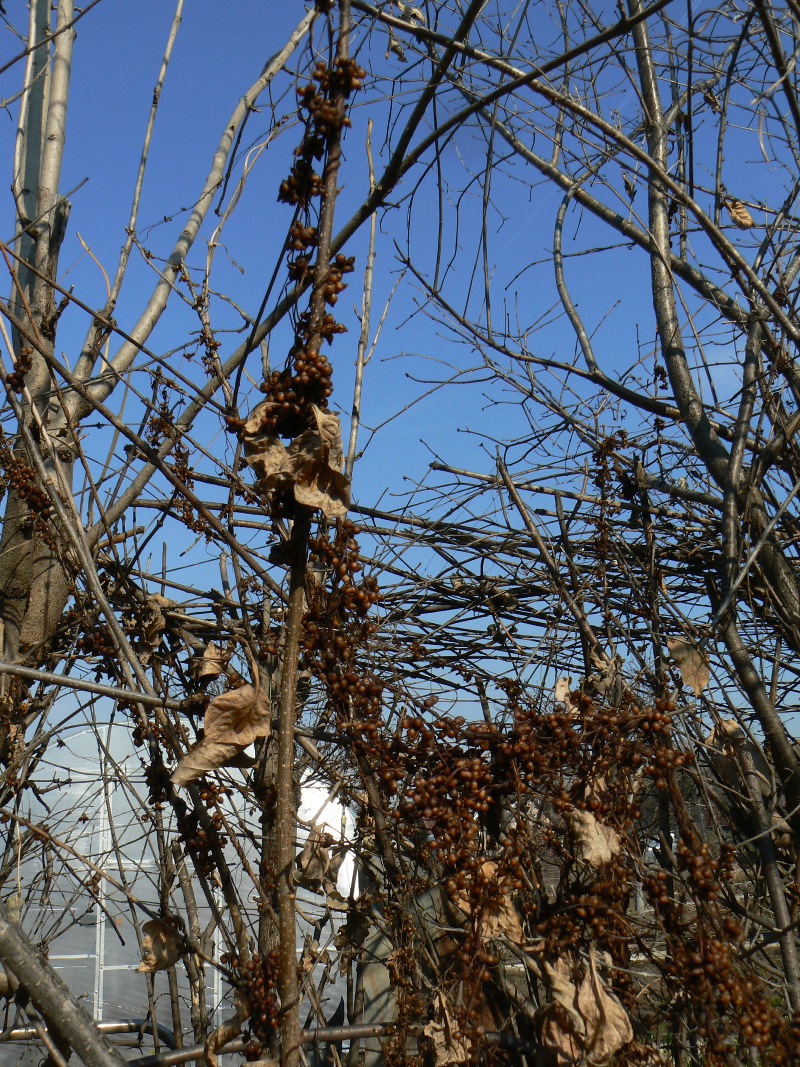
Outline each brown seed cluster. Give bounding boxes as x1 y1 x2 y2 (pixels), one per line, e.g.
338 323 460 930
170 782 229 879
278 59 365 207
304 522 382 723
6 346 32 393
358 689 731 1057
0 433 52 521
236 59 364 454
642 800 795 1060
235 950 280 1059
248 54 364 452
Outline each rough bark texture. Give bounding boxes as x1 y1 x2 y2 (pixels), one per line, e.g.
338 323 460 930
0 901 129 1067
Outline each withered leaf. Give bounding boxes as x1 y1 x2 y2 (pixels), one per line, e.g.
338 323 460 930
451 860 525 944
666 637 709 696
703 88 721 112
325 846 346 897
171 685 268 786
387 33 407 62
203 684 271 747
566 810 621 869
539 1003 581 1066
196 641 227 681
555 677 572 705
296 826 334 892
588 650 618 697
205 989 250 1067
705 719 771 798
243 403 350 520
137 918 183 973
543 957 585 1035
725 198 755 229
576 948 633 1063
422 993 470 1065
540 950 632 1065
142 595 171 647
398 3 425 23
171 742 246 787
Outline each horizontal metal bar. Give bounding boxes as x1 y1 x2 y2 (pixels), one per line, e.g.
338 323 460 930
0 1019 177 1050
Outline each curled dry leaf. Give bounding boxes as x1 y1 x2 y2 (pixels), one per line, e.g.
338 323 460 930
705 719 771 798
196 641 227 681
387 32 407 62
398 3 425 23
587 650 618 698
335 898 371 973
577 948 633 1063
725 197 755 229
202 685 271 746
296 826 334 892
325 846 346 897
171 742 255 787
137 917 183 973
422 993 471 1065
555 677 572 705
171 685 269 786
543 957 585 1035
243 402 350 520
703 88 721 112
142 594 171 648
539 1003 582 1066
540 949 632 1065
666 637 709 697
566 809 621 869
450 860 525 944
205 989 250 1067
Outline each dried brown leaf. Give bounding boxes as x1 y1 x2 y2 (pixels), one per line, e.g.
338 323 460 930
703 88 721 112
540 951 632 1065
196 641 227 681
588 651 618 697
137 918 183 973
543 957 584 1034
387 32 407 62
205 990 250 1067
725 198 755 229
325 846 346 897
297 826 334 892
290 406 350 518
705 719 771 797
576 948 633 1064
398 3 425 22
555 677 572 704
170 742 246 787
171 687 268 785
539 1003 582 1066
142 595 171 647
423 993 470 1065
566 810 621 869
243 403 350 520
451 860 525 944
203 684 271 747
666 637 709 696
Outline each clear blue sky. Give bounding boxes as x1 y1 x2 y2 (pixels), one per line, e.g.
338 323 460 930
0 1 775 580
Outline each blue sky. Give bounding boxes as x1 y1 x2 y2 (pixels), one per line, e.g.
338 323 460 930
1 0 632 511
